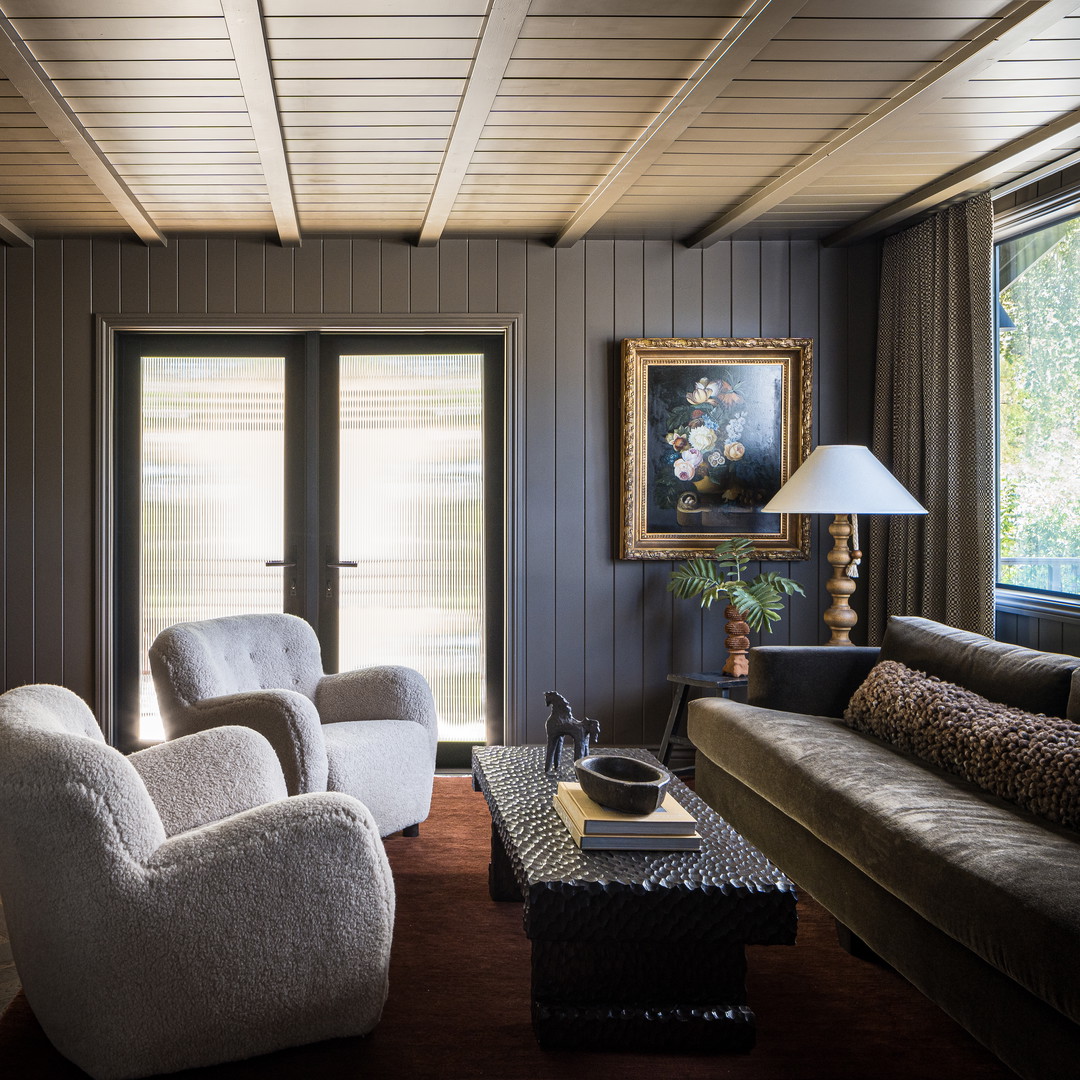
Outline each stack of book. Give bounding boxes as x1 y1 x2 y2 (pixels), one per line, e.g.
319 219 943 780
552 781 701 851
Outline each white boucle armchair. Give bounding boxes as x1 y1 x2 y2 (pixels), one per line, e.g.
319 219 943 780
0 683 395 1080
149 612 437 837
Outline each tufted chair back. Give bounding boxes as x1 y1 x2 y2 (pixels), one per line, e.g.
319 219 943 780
149 612 438 836
150 613 324 717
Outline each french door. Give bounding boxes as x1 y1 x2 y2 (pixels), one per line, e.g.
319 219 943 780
114 331 504 765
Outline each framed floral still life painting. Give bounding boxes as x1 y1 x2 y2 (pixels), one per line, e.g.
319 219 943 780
619 338 812 560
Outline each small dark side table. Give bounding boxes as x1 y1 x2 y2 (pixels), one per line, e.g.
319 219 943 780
659 672 749 771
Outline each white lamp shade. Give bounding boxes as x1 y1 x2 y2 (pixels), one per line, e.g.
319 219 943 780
762 445 927 515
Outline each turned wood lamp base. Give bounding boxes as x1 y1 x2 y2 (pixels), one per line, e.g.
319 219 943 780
824 514 861 646
760 446 927 649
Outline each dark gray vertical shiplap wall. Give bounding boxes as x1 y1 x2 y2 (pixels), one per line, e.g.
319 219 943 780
996 612 1080 657
2 234 878 746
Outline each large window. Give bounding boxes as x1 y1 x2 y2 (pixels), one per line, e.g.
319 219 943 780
996 214 1080 599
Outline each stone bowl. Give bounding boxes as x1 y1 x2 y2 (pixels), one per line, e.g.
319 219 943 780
574 755 671 815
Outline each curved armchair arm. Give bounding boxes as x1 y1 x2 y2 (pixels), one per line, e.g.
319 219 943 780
179 690 329 796
147 793 393 984
79 794 395 1077
129 726 288 838
317 665 438 749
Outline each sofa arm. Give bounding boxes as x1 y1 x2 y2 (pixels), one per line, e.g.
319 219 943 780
316 665 438 748
180 690 329 796
129 726 289 838
748 645 880 718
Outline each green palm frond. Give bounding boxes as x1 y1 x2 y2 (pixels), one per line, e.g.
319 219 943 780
728 580 786 632
756 571 806 597
667 539 803 631
668 559 730 608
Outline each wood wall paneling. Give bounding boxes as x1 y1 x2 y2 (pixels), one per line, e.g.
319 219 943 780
438 238 468 313
552 242 587 723
351 238 380 313
611 240 646 744
640 241 681 734
522 237 556 744
787 239 823 649
322 238 352 314
698 242 734 667
997 611 1080 659
177 237 207 313
380 241 409 314
262 243 292 314
61 238 93 696
583 240 616 740
6 247 34 688
4 234 879 748
33 240 63 686
669 244 707 672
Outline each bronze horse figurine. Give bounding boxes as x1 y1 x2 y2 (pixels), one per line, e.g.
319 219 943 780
543 690 600 774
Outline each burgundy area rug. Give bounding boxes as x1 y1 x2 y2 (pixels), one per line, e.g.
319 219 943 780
0 776 1014 1079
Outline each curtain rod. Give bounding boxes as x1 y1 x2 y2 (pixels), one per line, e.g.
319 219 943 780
992 148 1080 200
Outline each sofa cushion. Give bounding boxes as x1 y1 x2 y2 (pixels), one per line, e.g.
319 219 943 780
880 615 1080 722
687 696 1080 1028
747 645 880 717
845 660 1080 831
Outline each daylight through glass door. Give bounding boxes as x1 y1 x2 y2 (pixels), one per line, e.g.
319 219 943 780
337 350 486 746
138 354 286 740
118 332 498 752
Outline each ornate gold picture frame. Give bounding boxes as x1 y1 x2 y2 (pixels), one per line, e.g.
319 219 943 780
619 337 812 561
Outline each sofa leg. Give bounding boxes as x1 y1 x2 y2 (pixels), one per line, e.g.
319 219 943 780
835 920 892 969
402 823 420 837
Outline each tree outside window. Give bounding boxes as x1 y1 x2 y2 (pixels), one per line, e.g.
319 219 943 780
997 216 1080 597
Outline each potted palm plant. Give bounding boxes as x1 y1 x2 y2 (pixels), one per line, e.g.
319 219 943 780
668 537 804 676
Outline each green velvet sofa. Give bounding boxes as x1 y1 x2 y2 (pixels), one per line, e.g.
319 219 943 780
687 615 1080 1080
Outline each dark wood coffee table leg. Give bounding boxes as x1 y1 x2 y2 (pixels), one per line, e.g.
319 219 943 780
487 821 523 902
530 938 755 1052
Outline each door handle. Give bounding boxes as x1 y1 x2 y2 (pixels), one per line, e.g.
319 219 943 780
265 559 296 567
326 560 358 568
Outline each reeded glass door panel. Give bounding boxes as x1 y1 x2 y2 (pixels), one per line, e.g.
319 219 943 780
337 351 486 744
139 354 286 739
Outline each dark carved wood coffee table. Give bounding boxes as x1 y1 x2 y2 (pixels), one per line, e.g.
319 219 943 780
471 744 797 1053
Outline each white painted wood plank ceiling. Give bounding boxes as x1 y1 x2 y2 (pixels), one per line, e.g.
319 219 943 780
0 0 1075 248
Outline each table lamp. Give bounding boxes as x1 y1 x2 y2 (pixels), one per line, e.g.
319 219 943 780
762 444 927 645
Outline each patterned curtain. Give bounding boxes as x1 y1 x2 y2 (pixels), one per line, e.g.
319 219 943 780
867 192 996 642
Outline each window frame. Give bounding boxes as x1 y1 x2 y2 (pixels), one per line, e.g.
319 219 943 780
994 193 1080 626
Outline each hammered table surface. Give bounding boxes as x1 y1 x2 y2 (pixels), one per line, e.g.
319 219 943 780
472 744 797 945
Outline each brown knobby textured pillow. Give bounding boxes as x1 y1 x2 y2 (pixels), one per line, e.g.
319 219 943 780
845 659 1080 831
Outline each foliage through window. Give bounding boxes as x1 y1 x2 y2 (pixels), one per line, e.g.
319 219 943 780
996 215 1080 598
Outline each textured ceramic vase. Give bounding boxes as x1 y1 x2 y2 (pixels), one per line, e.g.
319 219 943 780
722 603 750 676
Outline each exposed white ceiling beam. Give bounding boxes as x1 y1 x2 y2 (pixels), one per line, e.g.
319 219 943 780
823 106 1080 247
221 0 300 247
0 10 162 246
554 0 809 248
418 0 531 246
687 0 1080 248
0 210 31 248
